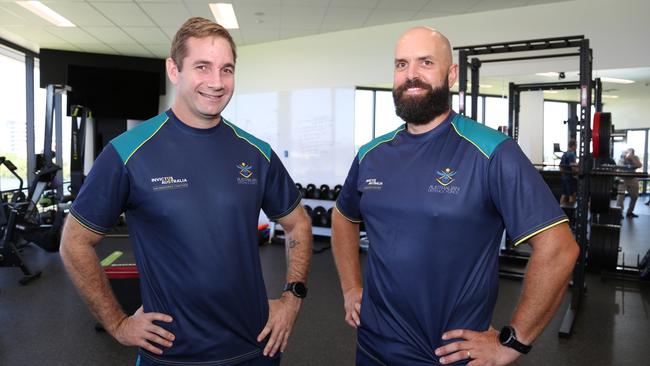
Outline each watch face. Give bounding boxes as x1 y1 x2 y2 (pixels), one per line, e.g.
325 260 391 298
293 282 307 297
499 326 513 344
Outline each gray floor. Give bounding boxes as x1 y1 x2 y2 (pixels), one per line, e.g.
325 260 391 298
1 198 649 366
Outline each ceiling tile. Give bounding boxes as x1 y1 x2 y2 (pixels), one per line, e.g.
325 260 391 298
280 28 320 40
45 2 112 26
321 7 373 32
229 0 283 5
122 27 169 44
233 5 281 30
412 11 456 20
138 2 191 27
525 0 571 5
0 4 28 26
44 27 101 44
73 42 118 55
110 43 156 57
280 5 327 29
420 0 482 14
469 0 529 13
376 0 429 11
3 25 67 43
364 9 417 27
90 2 156 27
84 26 137 44
161 26 179 40
240 27 279 45
328 0 379 8
84 0 132 2
143 44 171 58
281 0 330 6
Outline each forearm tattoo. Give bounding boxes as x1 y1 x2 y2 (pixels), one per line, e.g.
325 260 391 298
288 238 300 248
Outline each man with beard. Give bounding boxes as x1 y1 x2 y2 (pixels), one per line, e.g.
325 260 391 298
331 27 578 365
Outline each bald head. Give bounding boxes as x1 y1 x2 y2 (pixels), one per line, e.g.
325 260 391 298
395 27 453 69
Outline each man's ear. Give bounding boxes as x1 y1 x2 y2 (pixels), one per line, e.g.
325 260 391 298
447 63 458 88
166 58 179 85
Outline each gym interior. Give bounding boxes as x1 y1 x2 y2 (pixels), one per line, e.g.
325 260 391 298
1 0 649 365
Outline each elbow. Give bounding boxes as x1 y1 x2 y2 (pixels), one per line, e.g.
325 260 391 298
562 239 580 273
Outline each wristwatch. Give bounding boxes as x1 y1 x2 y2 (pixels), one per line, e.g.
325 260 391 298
283 282 308 298
499 326 532 354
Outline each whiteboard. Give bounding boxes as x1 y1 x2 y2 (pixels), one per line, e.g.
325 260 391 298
223 87 355 187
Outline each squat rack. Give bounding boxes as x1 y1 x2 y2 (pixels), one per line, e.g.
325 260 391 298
454 36 593 338
508 78 603 142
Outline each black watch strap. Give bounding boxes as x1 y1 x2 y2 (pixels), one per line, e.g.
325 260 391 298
499 326 532 354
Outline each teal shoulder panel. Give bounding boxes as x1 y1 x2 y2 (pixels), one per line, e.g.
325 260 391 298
358 124 406 162
110 112 169 164
451 114 509 159
222 119 272 162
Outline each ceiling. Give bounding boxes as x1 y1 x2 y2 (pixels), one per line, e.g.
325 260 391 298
0 0 647 106
0 0 569 58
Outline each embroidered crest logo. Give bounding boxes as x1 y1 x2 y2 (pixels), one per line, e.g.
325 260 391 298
428 167 460 195
435 168 456 186
237 162 253 178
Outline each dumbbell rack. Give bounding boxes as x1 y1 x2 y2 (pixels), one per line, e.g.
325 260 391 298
270 198 337 238
269 199 366 242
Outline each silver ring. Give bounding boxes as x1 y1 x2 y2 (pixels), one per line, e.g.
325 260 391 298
467 350 471 359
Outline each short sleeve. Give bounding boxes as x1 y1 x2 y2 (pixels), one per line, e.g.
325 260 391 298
70 144 130 234
262 151 301 220
335 156 362 222
488 139 567 245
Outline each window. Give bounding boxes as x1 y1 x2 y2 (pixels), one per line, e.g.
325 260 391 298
354 90 374 152
484 96 508 131
0 45 27 191
543 101 570 165
374 91 402 137
354 88 401 152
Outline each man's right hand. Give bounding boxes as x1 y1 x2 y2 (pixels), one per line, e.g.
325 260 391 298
343 287 363 328
111 306 176 355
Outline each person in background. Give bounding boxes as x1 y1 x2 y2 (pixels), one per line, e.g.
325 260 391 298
617 148 642 217
559 140 578 205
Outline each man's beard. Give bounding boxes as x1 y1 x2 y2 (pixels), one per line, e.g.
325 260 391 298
393 78 450 125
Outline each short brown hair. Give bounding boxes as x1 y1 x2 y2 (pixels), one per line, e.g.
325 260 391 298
170 17 237 71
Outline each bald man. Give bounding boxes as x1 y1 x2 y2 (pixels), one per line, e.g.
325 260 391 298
331 27 579 365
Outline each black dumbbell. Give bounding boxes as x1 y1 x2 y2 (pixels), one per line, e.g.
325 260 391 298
306 184 318 199
320 184 333 200
296 183 307 198
333 185 342 200
313 206 328 227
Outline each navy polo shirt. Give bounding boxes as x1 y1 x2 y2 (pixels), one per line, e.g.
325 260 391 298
71 110 300 365
336 111 566 365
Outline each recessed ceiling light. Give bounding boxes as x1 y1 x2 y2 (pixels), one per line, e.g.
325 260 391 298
543 90 559 94
600 77 634 84
602 95 619 99
16 1 75 27
209 3 239 29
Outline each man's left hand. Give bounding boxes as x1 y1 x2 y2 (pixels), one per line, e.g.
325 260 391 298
434 327 521 365
257 293 302 357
